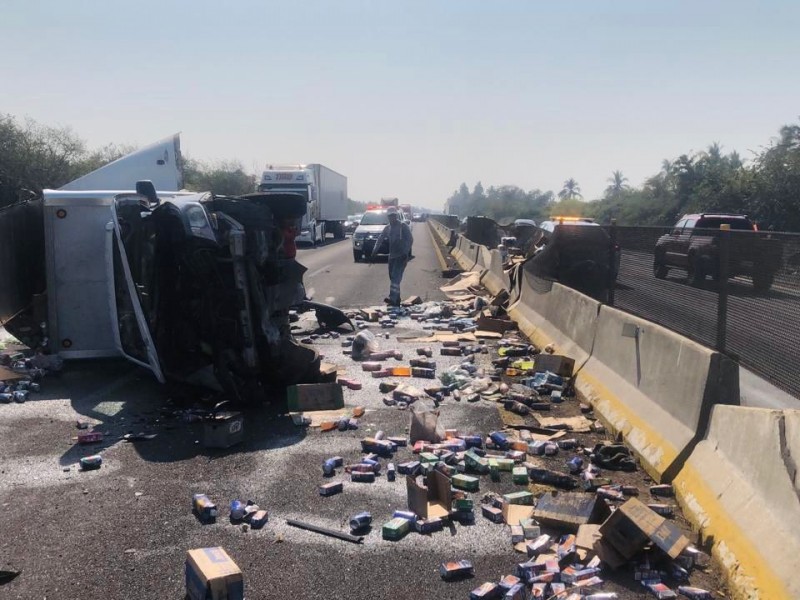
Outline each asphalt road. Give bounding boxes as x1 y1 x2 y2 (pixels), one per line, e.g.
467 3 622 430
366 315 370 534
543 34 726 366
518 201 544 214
296 222 447 308
614 250 800 403
0 238 729 599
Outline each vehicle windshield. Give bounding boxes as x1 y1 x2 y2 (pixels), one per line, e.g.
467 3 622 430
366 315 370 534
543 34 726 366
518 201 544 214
360 211 389 226
695 217 753 230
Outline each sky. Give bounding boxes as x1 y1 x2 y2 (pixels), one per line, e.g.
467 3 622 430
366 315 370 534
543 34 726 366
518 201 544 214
2 0 799 209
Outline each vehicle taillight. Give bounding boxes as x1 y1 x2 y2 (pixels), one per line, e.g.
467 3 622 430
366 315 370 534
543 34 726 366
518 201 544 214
753 223 759 231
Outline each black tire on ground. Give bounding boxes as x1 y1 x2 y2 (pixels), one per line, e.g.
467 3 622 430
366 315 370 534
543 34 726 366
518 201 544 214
752 271 774 293
653 261 669 279
353 250 362 262
688 254 705 287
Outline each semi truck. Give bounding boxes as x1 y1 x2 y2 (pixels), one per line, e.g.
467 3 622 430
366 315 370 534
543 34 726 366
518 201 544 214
258 164 347 245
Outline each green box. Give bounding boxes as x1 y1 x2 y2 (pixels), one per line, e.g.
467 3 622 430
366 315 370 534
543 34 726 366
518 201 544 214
496 458 515 472
489 459 500 482
504 491 534 506
512 466 529 485
520 518 541 539
452 474 480 492
382 517 410 541
453 497 474 511
465 451 490 474
419 452 439 464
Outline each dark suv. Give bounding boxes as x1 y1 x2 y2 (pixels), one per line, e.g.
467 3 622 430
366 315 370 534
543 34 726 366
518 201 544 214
654 213 782 292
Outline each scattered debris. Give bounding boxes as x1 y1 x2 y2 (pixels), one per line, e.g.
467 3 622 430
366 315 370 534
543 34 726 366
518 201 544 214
286 518 364 544
185 547 243 600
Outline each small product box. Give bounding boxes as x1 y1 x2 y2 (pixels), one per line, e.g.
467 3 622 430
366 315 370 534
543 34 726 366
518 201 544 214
482 505 504 523
203 412 244 449
185 547 243 600
382 517 410 541
452 474 480 492
439 559 474 580
470 582 500 600
503 491 534 506
512 466 529 485
249 510 268 529
319 482 343 496
192 494 218 523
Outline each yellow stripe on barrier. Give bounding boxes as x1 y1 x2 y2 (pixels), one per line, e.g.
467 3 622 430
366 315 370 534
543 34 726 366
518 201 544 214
674 463 791 600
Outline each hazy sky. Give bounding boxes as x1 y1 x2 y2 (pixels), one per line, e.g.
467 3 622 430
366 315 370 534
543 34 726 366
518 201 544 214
2 1 798 208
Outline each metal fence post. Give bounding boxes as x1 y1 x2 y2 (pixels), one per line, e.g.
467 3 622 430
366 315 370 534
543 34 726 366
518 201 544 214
607 219 617 306
716 224 730 352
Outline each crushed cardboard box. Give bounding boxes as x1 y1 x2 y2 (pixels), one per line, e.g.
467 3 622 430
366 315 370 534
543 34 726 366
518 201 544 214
407 470 452 520
185 547 243 600
287 383 344 412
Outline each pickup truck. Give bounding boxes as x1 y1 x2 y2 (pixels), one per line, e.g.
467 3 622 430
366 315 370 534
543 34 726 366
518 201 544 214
653 213 782 292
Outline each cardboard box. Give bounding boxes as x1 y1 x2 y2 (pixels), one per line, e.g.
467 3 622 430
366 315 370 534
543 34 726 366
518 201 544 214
533 355 575 378
598 498 690 560
185 547 243 600
286 383 344 412
407 470 452 519
533 492 610 532
503 502 534 526
476 316 516 334
203 412 244 449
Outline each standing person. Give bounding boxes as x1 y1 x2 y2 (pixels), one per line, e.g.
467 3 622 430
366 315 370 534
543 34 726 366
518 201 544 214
371 206 413 306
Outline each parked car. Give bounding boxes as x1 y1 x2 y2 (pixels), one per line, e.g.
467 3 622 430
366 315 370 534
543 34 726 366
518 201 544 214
654 213 782 291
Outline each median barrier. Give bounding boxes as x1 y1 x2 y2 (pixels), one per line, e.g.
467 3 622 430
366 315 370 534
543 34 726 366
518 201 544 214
475 244 492 271
673 405 800 599
480 249 511 297
577 305 739 483
452 235 480 272
507 273 599 368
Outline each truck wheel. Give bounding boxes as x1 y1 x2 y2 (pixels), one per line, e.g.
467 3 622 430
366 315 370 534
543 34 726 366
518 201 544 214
688 255 705 287
334 223 345 240
653 261 669 279
752 271 774 293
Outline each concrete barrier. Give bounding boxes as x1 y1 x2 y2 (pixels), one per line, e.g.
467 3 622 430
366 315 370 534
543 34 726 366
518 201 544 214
507 273 600 368
578 305 739 483
673 406 800 599
480 249 510 297
452 235 480 272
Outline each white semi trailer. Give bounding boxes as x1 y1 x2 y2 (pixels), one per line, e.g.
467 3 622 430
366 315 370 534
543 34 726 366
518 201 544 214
258 164 347 245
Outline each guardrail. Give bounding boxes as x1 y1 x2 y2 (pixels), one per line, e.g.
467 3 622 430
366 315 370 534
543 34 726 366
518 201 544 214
442 230 799 599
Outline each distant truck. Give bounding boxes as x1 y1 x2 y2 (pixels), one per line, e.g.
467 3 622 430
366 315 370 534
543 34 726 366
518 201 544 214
654 213 782 292
258 164 347 245
399 203 412 221
380 197 399 208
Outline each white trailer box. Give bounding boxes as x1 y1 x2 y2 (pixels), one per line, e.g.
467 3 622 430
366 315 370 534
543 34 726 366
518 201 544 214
309 164 347 224
43 190 190 358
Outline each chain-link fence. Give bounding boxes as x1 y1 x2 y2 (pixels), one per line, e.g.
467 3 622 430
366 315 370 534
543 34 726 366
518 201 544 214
609 224 800 399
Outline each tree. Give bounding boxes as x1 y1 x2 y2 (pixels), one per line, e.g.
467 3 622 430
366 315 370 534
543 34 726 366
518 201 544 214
183 157 256 196
604 170 629 198
558 178 582 200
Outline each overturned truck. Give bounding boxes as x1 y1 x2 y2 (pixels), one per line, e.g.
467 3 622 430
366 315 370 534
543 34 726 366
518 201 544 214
2 136 336 404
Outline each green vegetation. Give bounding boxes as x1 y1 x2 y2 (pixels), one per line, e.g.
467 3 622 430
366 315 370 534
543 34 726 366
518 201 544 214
446 121 800 231
0 114 257 205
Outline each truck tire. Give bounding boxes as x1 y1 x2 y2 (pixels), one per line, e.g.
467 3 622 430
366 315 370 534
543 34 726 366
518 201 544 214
653 261 669 279
334 223 345 240
353 250 362 262
687 254 705 287
752 271 774 293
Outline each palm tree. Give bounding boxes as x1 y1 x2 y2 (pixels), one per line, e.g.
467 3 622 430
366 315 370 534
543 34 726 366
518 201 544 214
558 178 582 200
605 170 629 197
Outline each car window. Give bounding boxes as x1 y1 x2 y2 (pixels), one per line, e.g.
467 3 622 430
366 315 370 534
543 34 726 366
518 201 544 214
684 218 697 230
696 217 753 230
360 212 389 226
672 219 687 233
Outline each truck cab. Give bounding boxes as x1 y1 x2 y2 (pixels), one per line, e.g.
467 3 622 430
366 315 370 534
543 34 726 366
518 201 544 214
258 166 324 245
